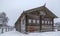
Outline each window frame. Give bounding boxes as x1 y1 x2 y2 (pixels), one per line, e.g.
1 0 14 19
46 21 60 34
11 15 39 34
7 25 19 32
28 19 31 23
37 20 39 24
33 19 36 23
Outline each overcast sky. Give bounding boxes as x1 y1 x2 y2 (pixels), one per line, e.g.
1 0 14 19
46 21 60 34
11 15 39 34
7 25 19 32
0 0 60 26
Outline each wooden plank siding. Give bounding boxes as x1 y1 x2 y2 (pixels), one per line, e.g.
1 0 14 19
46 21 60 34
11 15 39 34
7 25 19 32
25 14 54 32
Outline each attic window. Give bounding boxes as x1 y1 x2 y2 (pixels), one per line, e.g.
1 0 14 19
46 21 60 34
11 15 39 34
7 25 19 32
40 11 46 16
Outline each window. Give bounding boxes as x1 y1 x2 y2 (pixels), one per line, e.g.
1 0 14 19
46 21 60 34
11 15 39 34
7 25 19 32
40 11 46 16
33 20 36 23
42 20 44 24
51 21 52 24
28 19 31 23
48 21 50 24
48 21 52 24
37 20 39 24
45 21 47 24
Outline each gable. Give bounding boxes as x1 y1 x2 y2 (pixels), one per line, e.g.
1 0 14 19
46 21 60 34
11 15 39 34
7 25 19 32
24 6 58 18
15 6 58 25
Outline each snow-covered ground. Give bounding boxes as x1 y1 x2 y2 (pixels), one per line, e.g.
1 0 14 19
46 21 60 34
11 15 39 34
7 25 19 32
0 30 60 36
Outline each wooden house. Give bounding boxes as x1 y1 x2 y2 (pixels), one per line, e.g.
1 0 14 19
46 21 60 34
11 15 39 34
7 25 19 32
15 5 58 33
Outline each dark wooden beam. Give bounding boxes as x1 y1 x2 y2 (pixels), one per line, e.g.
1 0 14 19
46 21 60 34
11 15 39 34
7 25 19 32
47 20 48 25
25 14 28 32
52 18 54 31
31 19 33 24
20 22 21 32
40 16 42 32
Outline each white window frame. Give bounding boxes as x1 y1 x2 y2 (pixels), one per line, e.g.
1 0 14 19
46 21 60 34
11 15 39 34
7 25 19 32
42 20 44 24
45 20 47 24
33 19 36 23
28 19 31 23
37 20 39 24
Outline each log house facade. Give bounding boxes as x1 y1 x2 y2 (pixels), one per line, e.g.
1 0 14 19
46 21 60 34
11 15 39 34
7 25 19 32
15 5 58 33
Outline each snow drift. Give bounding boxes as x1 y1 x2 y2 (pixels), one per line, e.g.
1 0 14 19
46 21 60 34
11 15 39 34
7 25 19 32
0 30 60 36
